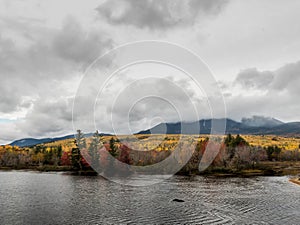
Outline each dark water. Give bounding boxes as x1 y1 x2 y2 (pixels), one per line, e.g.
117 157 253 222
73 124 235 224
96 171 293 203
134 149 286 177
0 171 299 225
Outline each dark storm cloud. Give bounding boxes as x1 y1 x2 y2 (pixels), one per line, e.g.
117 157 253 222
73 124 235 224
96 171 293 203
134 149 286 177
96 0 228 29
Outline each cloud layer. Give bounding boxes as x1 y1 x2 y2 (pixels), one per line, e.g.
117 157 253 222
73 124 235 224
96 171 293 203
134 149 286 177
224 61 300 121
0 15 113 143
1 0 300 144
96 0 228 29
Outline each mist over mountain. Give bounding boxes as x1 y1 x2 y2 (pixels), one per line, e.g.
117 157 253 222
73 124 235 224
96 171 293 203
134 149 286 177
138 118 300 136
241 116 284 128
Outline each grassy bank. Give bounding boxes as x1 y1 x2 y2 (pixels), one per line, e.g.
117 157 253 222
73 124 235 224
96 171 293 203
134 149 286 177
177 161 300 177
0 165 72 172
258 161 300 175
4 161 300 177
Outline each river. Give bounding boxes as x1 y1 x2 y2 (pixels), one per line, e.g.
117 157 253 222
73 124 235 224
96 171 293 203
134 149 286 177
0 171 299 224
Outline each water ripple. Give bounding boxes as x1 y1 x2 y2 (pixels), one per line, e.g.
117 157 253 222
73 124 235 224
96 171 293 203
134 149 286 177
0 172 300 224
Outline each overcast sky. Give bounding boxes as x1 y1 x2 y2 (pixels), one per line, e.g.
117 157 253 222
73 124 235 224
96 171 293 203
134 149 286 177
1 0 300 144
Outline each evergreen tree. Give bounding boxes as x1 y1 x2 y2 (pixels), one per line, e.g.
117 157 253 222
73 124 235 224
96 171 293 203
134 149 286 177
224 134 248 148
105 137 118 176
109 137 118 158
224 134 233 147
57 145 62 159
266 145 281 161
88 130 101 170
71 130 85 171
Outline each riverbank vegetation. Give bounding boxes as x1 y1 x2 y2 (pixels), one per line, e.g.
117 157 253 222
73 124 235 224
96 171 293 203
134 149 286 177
1 132 300 176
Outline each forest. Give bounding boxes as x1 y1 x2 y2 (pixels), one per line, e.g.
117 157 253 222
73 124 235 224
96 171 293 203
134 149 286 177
1 131 300 176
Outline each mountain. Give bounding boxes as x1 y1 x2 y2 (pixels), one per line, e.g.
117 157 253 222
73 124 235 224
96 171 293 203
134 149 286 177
8 118 300 147
9 133 112 147
9 134 76 147
257 122 300 135
138 119 244 135
241 116 284 128
137 118 300 136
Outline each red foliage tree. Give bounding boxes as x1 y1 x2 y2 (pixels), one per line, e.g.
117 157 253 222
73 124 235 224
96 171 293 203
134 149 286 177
80 148 91 168
61 151 71 166
118 144 131 164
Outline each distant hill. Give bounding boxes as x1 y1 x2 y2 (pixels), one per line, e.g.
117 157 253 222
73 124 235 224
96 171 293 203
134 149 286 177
9 134 76 147
138 118 300 136
9 133 111 147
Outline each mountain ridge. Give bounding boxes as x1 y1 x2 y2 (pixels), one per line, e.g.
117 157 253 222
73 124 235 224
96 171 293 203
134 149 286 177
9 133 111 148
137 118 300 136
7 118 300 147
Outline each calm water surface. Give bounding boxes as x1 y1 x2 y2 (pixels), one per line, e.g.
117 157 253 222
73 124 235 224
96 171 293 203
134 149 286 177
0 171 299 224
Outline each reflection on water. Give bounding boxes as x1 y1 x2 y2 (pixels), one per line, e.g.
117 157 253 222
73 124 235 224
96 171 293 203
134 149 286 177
0 171 299 224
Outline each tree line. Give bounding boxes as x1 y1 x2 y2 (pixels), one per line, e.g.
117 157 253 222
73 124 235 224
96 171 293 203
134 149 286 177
1 132 300 175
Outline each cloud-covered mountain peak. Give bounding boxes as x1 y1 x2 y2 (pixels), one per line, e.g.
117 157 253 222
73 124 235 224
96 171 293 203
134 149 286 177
241 116 284 128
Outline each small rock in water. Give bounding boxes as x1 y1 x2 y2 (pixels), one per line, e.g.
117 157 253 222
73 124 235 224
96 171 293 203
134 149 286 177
172 198 185 203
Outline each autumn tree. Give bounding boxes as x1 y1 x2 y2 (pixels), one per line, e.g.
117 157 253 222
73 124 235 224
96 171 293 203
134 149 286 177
118 144 131 164
224 134 249 161
61 151 72 166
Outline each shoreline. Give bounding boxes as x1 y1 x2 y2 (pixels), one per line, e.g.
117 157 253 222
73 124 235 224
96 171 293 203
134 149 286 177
1 164 300 178
289 178 300 185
